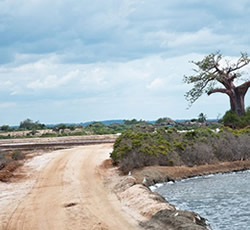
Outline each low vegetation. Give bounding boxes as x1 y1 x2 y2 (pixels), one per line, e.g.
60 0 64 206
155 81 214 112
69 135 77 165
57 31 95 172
0 150 24 182
221 107 250 128
1 109 249 139
110 126 250 173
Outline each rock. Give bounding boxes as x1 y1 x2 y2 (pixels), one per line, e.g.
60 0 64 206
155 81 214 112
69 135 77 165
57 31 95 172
118 184 175 218
140 209 209 230
113 176 136 193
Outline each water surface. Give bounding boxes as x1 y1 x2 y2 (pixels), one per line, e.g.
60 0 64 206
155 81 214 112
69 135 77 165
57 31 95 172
154 171 250 230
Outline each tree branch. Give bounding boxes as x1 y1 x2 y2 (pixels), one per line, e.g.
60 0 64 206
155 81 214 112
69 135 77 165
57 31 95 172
228 53 250 73
237 80 250 95
207 88 231 96
184 52 250 108
229 73 238 81
214 64 224 75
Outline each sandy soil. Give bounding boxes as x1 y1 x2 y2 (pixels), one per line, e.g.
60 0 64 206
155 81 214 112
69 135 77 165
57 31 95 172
0 144 141 230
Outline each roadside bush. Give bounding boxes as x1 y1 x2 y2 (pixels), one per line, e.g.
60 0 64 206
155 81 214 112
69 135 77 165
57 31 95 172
19 119 45 130
110 130 173 172
179 143 216 166
222 108 250 128
0 153 7 170
11 150 25 161
0 135 12 139
0 125 12 132
110 127 250 172
41 133 58 137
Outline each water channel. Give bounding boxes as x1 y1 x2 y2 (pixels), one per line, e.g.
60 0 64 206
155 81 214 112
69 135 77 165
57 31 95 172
153 170 250 230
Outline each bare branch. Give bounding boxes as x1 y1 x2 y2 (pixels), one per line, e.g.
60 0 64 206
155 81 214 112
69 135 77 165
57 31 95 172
237 80 250 95
207 88 231 96
229 73 238 81
229 53 250 73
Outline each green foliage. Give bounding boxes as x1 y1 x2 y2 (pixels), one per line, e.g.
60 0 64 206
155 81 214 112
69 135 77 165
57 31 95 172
11 150 25 161
222 108 250 128
53 124 67 132
0 125 12 132
40 133 59 137
155 117 174 125
197 113 207 123
184 52 250 108
85 122 115 135
68 131 87 136
111 126 250 172
183 52 221 104
173 141 187 151
0 135 12 139
0 154 7 170
110 130 171 167
123 119 146 126
19 119 45 130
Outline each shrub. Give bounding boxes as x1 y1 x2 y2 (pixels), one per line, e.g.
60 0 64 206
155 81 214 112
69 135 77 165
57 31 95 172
41 133 58 137
19 119 45 130
0 153 7 170
222 108 250 128
11 151 25 161
0 125 12 132
110 130 173 172
110 127 250 172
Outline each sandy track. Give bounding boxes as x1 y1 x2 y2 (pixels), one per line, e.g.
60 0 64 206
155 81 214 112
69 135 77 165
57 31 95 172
2 144 140 230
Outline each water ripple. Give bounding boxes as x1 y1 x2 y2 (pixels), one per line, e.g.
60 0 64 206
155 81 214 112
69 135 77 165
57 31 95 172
155 171 250 230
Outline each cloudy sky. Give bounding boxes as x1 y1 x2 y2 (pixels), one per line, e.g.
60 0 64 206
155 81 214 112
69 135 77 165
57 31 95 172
1 0 250 125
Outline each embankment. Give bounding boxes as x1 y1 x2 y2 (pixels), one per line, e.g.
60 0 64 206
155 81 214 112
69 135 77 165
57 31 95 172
132 160 250 186
105 160 214 230
107 160 250 230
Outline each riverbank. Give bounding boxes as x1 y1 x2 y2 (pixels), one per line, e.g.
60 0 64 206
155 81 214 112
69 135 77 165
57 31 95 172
131 160 250 186
104 159 211 230
106 160 250 230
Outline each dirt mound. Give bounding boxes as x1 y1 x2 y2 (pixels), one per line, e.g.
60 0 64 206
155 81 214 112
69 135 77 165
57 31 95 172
0 161 21 182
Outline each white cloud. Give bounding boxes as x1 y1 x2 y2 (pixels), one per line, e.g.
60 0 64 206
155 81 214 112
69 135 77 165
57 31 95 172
0 102 16 108
1 0 250 124
147 78 164 90
27 69 79 89
165 28 229 48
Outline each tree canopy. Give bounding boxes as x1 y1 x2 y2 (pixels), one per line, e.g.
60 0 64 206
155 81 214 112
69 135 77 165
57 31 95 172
184 52 250 115
19 119 45 130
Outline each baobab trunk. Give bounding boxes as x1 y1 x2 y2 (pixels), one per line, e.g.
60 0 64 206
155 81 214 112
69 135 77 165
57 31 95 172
229 88 246 116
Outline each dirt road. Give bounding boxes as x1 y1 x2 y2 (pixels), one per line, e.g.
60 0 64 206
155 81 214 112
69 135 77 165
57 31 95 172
1 144 141 230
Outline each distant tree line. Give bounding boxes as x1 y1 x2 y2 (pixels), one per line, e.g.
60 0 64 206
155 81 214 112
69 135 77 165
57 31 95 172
1 110 249 140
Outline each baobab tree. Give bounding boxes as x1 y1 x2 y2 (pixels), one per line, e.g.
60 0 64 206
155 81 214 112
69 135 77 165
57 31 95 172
184 52 250 116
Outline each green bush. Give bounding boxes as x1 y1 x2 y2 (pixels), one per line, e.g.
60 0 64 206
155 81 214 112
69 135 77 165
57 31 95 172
19 119 45 130
0 153 7 170
41 133 58 137
110 126 250 172
222 108 250 128
0 125 12 132
11 151 25 161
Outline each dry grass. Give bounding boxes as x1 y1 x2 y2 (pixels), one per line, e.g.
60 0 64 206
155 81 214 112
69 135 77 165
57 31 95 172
0 161 21 182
